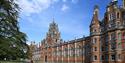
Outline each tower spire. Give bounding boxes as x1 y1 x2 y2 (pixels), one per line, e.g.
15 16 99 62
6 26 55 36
52 17 55 22
93 5 99 15
90 5 99 26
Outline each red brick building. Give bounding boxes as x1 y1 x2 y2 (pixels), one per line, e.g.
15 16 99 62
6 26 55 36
35 0 125 63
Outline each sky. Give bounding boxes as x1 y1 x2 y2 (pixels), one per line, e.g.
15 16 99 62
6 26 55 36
17 0 122 44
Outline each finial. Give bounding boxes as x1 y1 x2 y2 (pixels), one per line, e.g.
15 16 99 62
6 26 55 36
94 5 99 10
53 17 55 21
52 17 56 24
52 17 55 22
93 5 99 14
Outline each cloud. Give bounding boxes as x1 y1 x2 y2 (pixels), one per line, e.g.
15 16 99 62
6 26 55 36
26 41 31 45
16 0 58 16
61 4 69 12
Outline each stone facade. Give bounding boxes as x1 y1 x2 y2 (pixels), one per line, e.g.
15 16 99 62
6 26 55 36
30 0 125 63
29 42 42 63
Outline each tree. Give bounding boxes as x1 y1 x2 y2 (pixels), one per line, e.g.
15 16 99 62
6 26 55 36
0 0 29 60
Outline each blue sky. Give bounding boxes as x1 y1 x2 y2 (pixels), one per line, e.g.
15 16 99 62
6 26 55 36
17 0 122 44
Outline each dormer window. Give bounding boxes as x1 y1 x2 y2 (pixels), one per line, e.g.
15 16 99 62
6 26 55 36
109 13 113 20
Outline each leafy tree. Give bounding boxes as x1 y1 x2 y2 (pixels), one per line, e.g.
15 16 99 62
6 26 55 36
0 0 29 60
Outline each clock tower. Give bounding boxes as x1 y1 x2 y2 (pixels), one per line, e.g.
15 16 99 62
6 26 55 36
45 19 61 46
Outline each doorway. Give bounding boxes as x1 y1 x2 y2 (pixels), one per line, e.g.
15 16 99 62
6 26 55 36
45 56 47 62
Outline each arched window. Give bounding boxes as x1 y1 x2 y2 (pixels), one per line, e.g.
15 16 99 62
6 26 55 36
111 55 116 61
117 22 120 27
101 47 105 51
118 33 121 49
117 12 120 19
122 32 125 49
123 32 125 39
94 55 97 60
118 54 121 60
70 47 73 57
93 38 97 44
118 33 121 39
94 29 97 32
101 55 104 60
95 47 97 51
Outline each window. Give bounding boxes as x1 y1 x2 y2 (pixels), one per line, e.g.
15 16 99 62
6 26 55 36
94 55 97 60
123 32 125 39
105 46 108 51
118 33 122 49
94 29 96 32
117 12 120 19
101 47 104 51
109 13 114 20
123 14 125 20
111 33 114 40
70 48 72 57
92 29 97 33
107 7 110 11
93 38 97 44
105 55 108 61
118 54 121 60
95 47 97 51
118 33 121 39
117 22 120 27
122 32 125 49
101 55 104 60
109 14 111 20
111 55 116 61
64 48 66 57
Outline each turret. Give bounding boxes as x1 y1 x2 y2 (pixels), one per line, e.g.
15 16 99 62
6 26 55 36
46 18 61 45
90 5 100 36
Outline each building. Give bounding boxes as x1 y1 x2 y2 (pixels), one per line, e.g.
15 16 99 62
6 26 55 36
29 42 42 63
32 0 125 63
32 43 41 63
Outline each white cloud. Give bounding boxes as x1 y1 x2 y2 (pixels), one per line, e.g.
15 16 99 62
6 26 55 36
61 4 69 12
26 41 31 45
16 0 57 16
